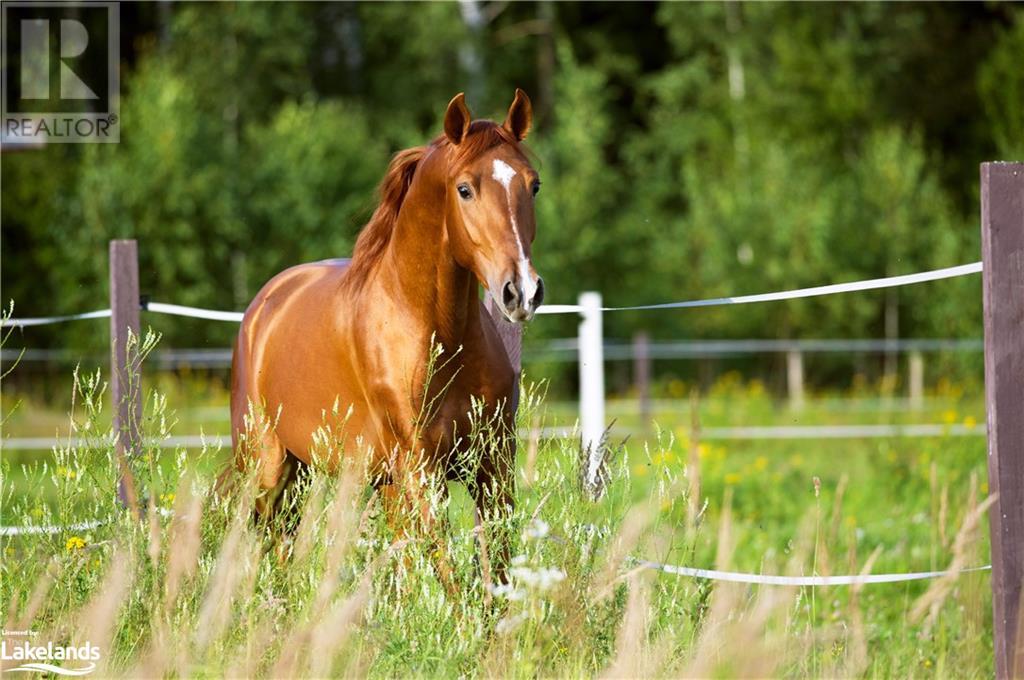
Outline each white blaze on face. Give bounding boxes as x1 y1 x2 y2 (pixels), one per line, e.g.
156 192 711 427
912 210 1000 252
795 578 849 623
491 158 538 306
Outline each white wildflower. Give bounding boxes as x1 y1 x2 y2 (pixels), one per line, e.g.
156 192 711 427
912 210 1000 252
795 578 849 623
523 518 550 540
490 582 527 601
495 613 526 635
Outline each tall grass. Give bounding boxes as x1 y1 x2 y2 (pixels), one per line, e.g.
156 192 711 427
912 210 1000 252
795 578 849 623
0 356 995 678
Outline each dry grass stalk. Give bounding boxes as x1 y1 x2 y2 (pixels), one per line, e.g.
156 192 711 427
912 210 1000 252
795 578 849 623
910 475 997 630
192 502 257 657
147 495 160 565
77 546 135 677
522 414 541 488
677 493 793 677
687 387 702 531
828 473 848 547
841 545 882 677
938 482 949 549
10 556 61 632
590 502 656 603
600 572 651 678
163 475 204 609
290 477 327 565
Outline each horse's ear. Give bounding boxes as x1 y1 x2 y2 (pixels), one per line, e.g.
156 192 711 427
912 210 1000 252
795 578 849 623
503 88 532 141
444 93 472 145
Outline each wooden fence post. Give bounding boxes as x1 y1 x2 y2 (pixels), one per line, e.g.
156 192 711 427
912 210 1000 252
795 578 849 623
484 292 522 414
633 331 651 433
109 239 142 517
908 350 924 411
981 161 1024 680
579 292 605 496
786 348 805 411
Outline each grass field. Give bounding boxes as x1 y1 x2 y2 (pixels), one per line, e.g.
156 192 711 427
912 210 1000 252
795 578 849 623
0 363 993 677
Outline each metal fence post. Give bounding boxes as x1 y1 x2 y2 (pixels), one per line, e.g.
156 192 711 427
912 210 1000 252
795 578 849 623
981 161 1024 680
579 292 605 495
109 239 142 517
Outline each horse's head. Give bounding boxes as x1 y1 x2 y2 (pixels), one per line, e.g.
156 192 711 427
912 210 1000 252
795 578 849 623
442 89 544 324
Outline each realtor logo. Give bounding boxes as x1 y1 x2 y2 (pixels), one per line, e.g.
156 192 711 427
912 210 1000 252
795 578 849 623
1 1 119 144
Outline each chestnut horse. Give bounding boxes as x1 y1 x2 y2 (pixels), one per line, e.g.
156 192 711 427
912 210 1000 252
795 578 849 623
230 89 544 583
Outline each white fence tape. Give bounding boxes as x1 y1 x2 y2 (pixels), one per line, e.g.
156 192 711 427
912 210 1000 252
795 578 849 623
2 309 111 327
2 261 983 327
536 261 983 314
0 512 991 588
0 519 105 537
144 302 245 322
639 559 991 586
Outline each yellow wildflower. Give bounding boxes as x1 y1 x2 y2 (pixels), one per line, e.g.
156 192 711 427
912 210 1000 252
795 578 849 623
632 464 648 477
963 415 978 429
754 456 768 472
66 536 86 552
942 410 958 425
724 472 742 486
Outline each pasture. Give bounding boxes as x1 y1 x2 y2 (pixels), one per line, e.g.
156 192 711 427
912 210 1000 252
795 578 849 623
1 362 993 677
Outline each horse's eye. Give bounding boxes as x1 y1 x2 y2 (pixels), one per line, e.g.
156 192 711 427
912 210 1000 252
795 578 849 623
531 180 541 197
457 184 473 200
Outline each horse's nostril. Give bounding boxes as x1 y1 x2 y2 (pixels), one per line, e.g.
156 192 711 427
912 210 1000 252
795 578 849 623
502 280 519 308
531 278 545 308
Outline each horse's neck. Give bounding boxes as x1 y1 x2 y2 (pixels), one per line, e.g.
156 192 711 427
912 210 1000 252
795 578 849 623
381 151 477 350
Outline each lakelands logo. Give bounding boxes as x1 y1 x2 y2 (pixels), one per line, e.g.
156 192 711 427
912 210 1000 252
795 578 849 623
1 636 100 676
1 1 120 144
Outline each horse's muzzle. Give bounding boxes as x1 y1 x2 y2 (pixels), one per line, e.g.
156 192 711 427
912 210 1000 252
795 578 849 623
500 275 544 323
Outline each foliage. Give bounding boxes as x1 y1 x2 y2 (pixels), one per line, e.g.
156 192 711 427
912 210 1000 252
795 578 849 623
2 2 1021 368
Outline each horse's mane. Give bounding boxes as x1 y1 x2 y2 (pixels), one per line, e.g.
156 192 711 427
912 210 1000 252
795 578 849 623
346 121 522 282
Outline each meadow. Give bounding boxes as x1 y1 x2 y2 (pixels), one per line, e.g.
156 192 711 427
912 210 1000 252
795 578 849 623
0 354 993 677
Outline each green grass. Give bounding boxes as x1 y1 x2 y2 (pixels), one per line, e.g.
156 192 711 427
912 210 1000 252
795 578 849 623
0 366 992 677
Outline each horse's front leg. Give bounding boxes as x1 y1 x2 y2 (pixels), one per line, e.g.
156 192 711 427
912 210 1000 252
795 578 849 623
379 457 459 596
472 433 516 588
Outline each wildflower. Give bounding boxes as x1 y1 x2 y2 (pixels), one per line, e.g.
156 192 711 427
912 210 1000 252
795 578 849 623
813 476 821 498
159 492 176 507
495 613 527 635
697 443 710 460
523 519 550 541
963 415 978 429
724 472 741 486
631 464 648 477
490 583 526 601
941 410 957 425
510 565 565 592
754 456 768 472
66 536 86 552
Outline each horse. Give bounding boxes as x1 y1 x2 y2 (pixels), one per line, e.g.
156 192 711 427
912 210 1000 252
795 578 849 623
230 89 544 586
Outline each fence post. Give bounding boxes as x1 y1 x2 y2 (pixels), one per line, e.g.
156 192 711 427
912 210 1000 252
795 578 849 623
786 348 805 411
981 162 1024 680
633 331 651 433
484 292 522 414
579 292 605 495
109 239 142 518
908 350 924 410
